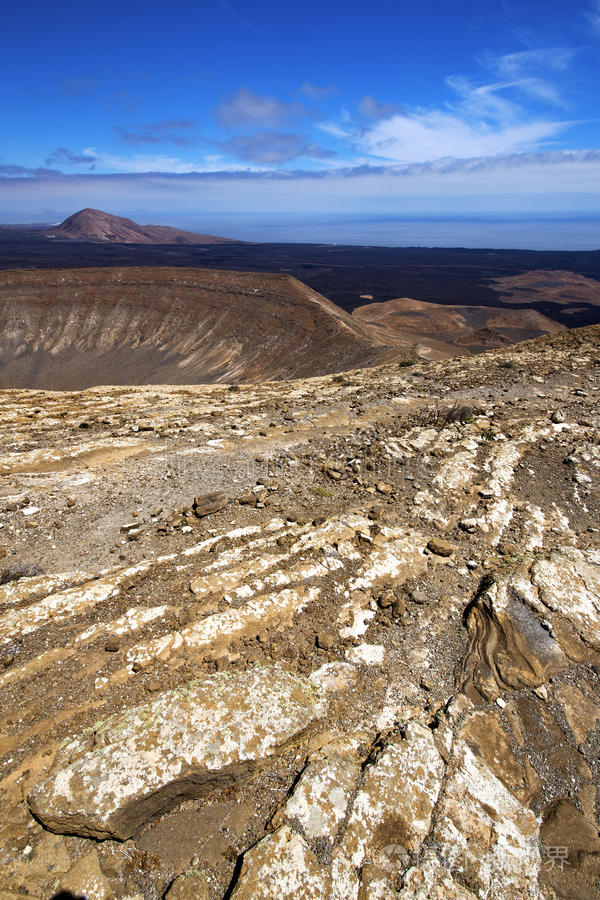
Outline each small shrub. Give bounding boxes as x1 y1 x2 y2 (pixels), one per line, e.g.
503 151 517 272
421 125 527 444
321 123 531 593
310 485 334 498
414 402 480 428
445 404 476 424
0 563 44 585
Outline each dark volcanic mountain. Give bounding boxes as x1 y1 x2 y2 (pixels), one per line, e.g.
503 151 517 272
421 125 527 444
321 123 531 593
0 266 405 389
46 208 234 245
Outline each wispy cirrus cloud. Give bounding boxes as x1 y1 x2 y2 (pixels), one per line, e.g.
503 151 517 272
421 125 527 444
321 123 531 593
445 75 520 122
481 47 577 106
216 87 307 129
114 119 197 146
337 47 578 165
215 0 258 32
588 0 600 32
489 47 576 76
215 47 576 170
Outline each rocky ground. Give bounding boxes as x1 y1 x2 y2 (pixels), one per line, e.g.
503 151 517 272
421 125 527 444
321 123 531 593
0 325 599 899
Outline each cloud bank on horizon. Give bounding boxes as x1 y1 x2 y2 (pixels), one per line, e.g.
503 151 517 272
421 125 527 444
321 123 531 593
1 0 599 221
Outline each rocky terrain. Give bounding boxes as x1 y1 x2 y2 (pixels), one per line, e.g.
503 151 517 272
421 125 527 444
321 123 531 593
0 325 599 898
0 267 404 390
47 210 233 246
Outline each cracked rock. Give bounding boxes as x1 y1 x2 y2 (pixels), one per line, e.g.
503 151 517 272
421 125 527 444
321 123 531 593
29 667 326 840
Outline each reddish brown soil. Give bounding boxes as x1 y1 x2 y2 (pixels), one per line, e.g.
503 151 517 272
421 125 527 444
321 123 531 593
352 295 564 355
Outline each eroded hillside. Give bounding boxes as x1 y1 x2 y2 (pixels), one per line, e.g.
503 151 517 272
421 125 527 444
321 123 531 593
0 326 599 898
0 267 403 390
353 295 564 356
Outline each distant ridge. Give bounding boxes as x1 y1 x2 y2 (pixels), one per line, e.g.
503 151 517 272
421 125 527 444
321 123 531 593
46 208 235 245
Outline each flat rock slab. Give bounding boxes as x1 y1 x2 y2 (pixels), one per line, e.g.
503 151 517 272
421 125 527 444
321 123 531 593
29 667 326 840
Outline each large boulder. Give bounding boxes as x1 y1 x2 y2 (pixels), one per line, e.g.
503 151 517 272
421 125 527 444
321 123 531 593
29 667 326 840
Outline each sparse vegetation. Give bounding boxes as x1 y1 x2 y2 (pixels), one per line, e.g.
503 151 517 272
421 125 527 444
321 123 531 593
446 405 471 423
310 485 334 497
0 563 43 585
415 401 480 428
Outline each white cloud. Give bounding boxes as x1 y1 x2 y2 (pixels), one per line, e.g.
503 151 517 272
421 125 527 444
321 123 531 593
482 47 577 107
316 121 353 139
309 43 578 168
446 75 521 121
490 47 576 76
343 48 577 166
359 111 566 164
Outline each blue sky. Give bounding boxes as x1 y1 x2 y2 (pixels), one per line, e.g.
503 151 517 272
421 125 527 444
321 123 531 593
1 0 600 223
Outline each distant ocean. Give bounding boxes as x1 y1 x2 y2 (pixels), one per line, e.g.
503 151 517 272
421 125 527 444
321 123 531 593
184 214 600 251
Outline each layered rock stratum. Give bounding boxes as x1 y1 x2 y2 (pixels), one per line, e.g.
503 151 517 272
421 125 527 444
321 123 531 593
0 325 599 898
0 267 403 389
